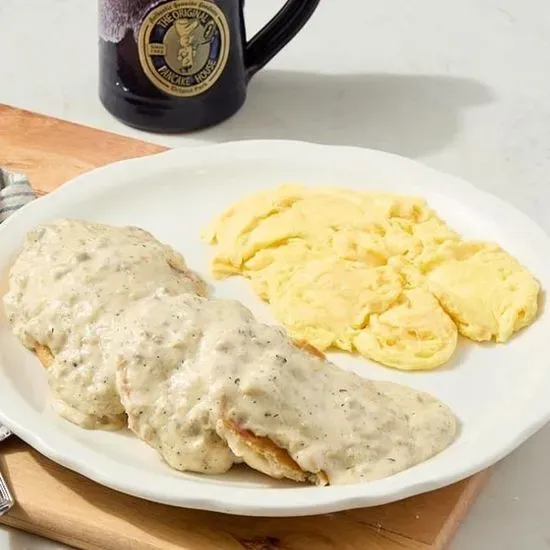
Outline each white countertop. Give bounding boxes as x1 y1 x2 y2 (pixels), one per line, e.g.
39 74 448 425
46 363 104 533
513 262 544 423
1 0 549 548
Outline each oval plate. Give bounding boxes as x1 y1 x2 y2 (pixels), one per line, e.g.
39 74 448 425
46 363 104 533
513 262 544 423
0 140 549 516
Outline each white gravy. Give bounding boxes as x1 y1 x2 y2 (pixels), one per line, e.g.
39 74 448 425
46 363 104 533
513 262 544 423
3 219 205 428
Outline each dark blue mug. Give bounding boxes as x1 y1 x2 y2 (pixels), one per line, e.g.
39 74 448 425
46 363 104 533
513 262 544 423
99 0 321 133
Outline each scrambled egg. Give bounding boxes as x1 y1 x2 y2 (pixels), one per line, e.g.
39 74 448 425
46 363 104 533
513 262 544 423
421 241 540 342
203 185 540 371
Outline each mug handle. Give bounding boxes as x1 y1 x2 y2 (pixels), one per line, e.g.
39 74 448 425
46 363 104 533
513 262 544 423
244 0 321 79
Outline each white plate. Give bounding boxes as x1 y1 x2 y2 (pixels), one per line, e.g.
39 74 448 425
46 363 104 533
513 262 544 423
0 140 549 517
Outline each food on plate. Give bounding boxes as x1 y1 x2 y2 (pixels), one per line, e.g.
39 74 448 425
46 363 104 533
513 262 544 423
352 288 458 370
2 219 206 429
3 219 458 485
204 184 540 370
418 241 540 342
115 290 457 485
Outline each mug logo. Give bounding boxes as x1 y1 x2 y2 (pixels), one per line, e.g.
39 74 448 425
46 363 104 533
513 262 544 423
138 0 230 97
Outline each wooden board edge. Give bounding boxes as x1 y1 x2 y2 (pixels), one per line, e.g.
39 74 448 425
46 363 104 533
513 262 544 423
1 515 99 550
0 103 163 151
433 469 492 549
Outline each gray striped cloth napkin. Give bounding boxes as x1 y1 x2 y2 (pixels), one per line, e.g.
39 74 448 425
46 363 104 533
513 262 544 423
0 425 10 441
0 168 36 222
0 168 35 442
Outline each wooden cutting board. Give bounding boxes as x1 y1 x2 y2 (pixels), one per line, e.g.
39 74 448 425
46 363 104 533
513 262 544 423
0 105 490 550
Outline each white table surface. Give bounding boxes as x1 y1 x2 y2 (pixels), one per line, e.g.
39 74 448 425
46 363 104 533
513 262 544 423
1 0 549 548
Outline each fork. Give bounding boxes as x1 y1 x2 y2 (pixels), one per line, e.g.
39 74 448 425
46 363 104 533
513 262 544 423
0 424 14 516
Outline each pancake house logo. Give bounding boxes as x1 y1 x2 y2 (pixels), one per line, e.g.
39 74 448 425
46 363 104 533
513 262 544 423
138 0 230 97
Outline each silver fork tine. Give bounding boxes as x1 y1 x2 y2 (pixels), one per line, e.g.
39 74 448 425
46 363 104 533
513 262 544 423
0 473 13 516
0 424 14 516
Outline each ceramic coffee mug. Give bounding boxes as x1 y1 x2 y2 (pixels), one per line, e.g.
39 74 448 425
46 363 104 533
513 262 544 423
99 0 321 133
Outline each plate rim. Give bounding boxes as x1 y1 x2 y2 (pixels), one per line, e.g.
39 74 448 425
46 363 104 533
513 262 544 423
1 139 549 516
